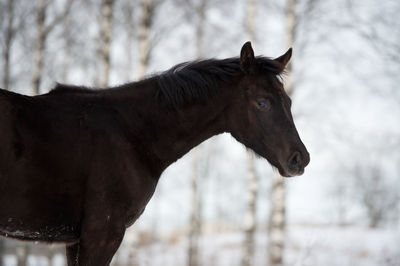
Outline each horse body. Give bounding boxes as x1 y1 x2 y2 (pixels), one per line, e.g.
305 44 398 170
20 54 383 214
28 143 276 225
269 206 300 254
0 42 309 265
0 77 230 263
0 87 160 237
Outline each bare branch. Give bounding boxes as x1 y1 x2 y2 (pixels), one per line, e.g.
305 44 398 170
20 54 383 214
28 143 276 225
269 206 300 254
44 0 75 36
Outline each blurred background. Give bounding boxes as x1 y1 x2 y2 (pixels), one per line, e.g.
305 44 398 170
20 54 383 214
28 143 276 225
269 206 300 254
0 0 399 265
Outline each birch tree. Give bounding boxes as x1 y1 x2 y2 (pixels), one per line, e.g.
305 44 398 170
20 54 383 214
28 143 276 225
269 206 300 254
1 0 27 262
97 0 115 87
188 147 202 266
241 1 258 266
121 0 137 81
126 0 160 263
0 241 3 266
241 153 258 266
16 245 29 266
137 0 155 79
31 0 74 95
268 0 296 265
0 1 15 260
1 0 28 90
2 0 15 91
61 14 72 83
183 1 208 265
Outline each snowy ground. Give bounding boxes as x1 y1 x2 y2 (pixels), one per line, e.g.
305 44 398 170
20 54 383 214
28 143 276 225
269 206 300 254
116 225 400 266
2 225 399 266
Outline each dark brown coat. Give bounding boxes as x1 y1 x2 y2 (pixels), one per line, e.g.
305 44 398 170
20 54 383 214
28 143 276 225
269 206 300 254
0 42 309 265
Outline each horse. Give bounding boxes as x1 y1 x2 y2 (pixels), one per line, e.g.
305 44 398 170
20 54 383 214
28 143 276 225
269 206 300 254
0 42 309 265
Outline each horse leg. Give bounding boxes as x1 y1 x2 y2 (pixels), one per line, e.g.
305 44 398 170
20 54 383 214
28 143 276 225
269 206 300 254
75 192 126 266
76 223 125 266
66 243 79 266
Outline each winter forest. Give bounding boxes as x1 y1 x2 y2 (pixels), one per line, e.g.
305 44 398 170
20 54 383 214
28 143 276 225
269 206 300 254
0 0 399 265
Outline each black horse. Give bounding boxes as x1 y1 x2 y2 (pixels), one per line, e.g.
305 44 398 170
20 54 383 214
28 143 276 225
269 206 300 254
0 42 309 265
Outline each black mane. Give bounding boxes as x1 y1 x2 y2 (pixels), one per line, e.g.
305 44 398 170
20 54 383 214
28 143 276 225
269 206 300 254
48 57 282 108
49 83 95 94
156 57 282 108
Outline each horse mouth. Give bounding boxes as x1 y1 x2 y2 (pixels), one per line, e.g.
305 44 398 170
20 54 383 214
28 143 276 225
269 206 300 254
259 152 305 177
275 161 305 177
279 169 304 177
251 145 308 177
277 150 309 177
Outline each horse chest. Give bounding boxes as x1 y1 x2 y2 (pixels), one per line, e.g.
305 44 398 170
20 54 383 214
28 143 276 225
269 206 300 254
122 177 158 228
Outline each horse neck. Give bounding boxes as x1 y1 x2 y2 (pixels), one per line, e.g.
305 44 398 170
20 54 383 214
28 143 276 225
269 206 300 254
122 77 236 176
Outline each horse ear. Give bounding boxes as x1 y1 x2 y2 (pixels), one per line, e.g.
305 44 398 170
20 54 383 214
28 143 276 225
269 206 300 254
240 41 255 74
274 48 292 72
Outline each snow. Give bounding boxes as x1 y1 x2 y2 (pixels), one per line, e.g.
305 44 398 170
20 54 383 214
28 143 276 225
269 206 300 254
114 225 399 266
3 226 396 265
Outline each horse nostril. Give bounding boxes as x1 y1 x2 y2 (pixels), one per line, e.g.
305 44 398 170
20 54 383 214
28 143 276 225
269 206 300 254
289 152 302 169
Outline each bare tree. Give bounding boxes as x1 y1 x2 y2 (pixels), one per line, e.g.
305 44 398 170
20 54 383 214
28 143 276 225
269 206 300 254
16 244 29 266
137 0 155 79
137 0 181 79
1 0 30 90
0 0 17 262
346 0 400 67
2 0 16 91
351 163 399 228
188 147 202 266
61 13 72 83
186 1 208 265
125 0 162 263
241 152 258 266
46 246 56 266
97 0 115 87
0 241 3 266
330 174 352 226
31 0 74 95
194 0 208 57
241 1 258 266
121 0 137 81
268 0 296 265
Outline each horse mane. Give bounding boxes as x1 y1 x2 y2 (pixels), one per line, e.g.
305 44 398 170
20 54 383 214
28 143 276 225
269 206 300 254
156 56 283 108
49 83 96 94
47 57 283 108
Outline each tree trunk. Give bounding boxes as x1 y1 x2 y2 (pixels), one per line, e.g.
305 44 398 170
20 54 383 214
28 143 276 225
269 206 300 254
245 0 256 42
61 15 72 83
127 0 157 263
31 0 74 94
268 173 286 266
32 0 47 95
242 1 257 266
284 0 296 96
98 0 115 87
188 147 202 266
241 153 258 266
188 2 207 265
195 0 208 58
268 0 297 265
137 0 154 79
46 246 55 266
123 2 135 81
127 233 140 266
0 239 4 266
2 0 15 91
16 244 29 266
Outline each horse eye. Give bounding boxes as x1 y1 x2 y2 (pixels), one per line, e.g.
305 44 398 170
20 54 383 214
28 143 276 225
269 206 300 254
257 99 271 110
